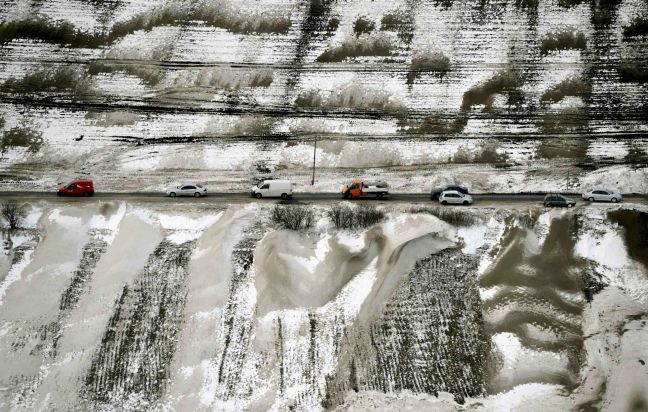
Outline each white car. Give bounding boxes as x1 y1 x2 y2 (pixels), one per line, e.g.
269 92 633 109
166 183 207 197
439 190 473 205
582 188 621 203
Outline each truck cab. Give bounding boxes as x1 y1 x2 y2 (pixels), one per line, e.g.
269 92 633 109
341 179 388 199
57 179 94 197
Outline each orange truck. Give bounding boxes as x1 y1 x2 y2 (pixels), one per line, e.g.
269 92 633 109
341 179 389 199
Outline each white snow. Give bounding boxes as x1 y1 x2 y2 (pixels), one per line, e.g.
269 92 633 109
6 234 30 249
477 216 507 276
492 332 524 371
575 209 648 305
47 209 83 226
159 212 223 244
575 231 629 269
289 234 332 274
88 202 127 242
478 383 572 411
580 165 648 194
336 231 367 254
456 224 488 254
0 249 33 305
479 286 501 301
490 332 571 397
21 206 45 229
318 256 378 319
130 208 157 225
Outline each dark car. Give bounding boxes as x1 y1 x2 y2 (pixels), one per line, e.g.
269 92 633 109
431 185 469 200
543 194 576 208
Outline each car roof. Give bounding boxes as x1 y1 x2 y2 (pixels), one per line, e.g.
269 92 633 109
441 190 462 194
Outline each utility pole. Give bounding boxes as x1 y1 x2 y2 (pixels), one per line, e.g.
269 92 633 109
311 135 317 185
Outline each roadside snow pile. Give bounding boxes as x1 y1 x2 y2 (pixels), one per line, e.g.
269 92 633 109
0 249 34 304
256 256 380 408
88 202 126 231
88 202 127 242
576 228 628 269
534 209 566 247
157 212 223 244
48 208 84 226
575 208 648 305
579 166 648 194
456 223 488 254
335 231 367 253
381 212 455 245
473 215 506 275
276 139 474 169
20 204 45 229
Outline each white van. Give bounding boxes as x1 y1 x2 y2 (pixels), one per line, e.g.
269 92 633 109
251 180 293 199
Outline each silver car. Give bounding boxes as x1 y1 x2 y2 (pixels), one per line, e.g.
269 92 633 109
166 183 207 197
582 188 621 203
439 190 473 205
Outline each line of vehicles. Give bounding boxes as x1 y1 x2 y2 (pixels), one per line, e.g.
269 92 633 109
54 178 623 207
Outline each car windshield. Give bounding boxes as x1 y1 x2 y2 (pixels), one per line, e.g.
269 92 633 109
257 181 265 188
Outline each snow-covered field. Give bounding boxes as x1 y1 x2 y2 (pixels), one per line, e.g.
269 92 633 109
0 0 647 194
0 201 646 410
1 0 647 409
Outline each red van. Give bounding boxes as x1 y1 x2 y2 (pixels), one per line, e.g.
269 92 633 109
57 179 94 197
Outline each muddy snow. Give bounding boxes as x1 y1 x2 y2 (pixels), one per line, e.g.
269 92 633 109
0 200 646 410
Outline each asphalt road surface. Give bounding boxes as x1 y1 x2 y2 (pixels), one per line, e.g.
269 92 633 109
0 192 645 207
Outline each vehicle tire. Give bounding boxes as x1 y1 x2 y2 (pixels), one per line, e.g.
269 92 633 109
588 197 594 202
462 200 469 206
611 197 618 203
57 192 61 197
568 203 573 208
544 203 549 207
441 200 448 205
255 193 262 199
194 192 201 197
281 193 288 200
84 191 91 197
169 192 176 198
